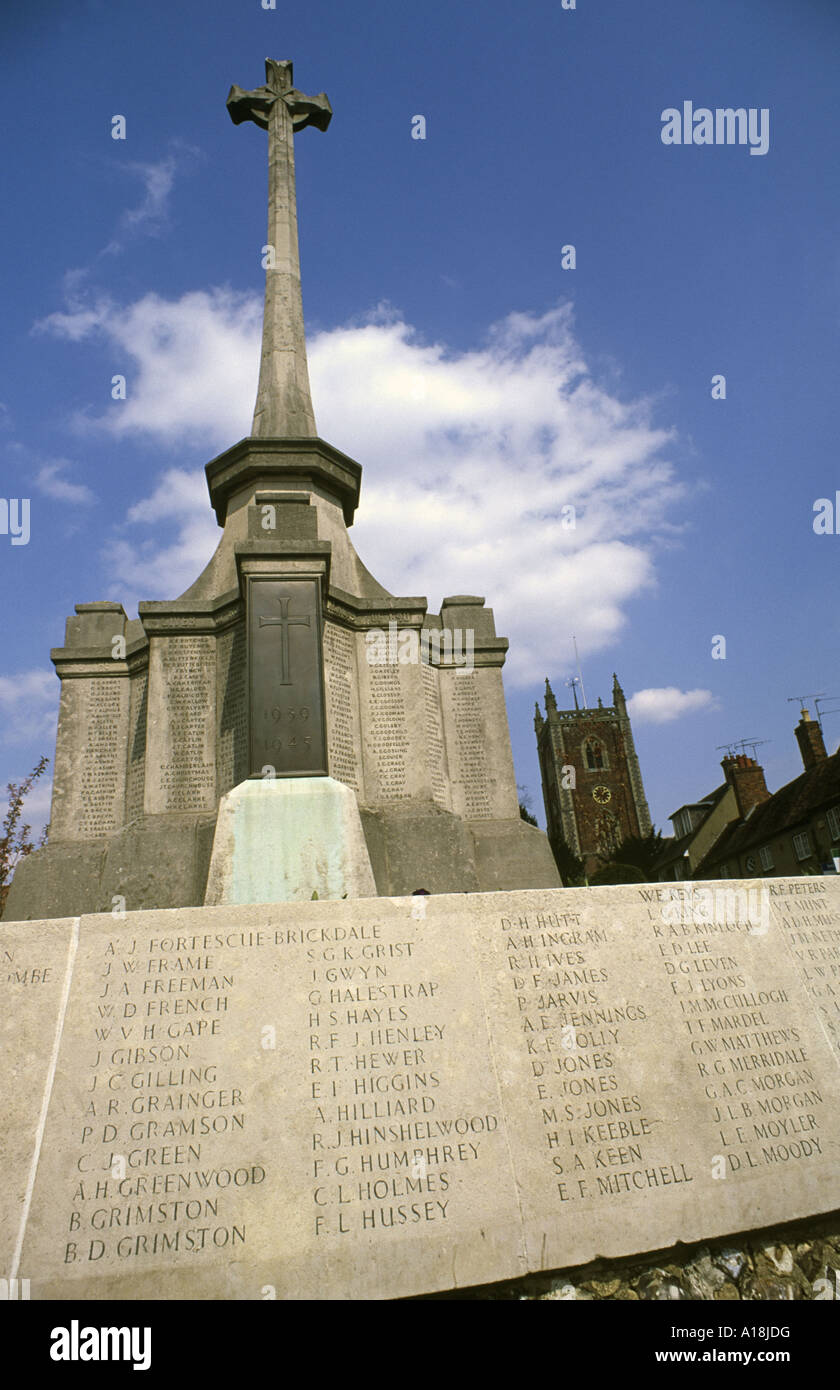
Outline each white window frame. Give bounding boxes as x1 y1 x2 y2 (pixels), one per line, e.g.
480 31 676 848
827 806 840 842
792 831 812 862
759 844 774 871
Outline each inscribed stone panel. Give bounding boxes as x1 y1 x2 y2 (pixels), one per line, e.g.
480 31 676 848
474 884 840 1273
51 677 129 840
10 884 840 1300
359 659 415 804
323 622 362 795
217 625 248 796
421 663 451 811
440 668 519 821
144 637 216 813
124 670 148 825
18 903 522 1299
768 879 840 1054
0 920 77 1275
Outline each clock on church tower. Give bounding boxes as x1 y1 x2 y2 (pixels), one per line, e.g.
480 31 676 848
534 672 652 879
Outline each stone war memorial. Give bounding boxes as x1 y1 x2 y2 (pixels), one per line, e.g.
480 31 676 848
2 60 840 1303
5 57 559 923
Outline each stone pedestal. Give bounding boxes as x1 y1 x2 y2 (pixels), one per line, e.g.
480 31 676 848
4 879 840 1300
203 776 376 904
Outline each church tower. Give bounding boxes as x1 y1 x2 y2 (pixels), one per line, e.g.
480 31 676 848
535 673 652 878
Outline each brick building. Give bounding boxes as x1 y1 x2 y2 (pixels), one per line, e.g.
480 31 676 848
653 755 770 881
654 710 840 882
535 673 652 878
695 712 840 880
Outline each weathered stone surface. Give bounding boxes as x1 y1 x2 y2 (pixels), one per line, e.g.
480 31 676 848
101 816 217 912
15 900 522 1298
0 920 77 1273
768 880 840 1052
4 818 217 920
204 777 376 904
444 1208 840 1300
227 58 329 439
4 843 106 920
144 636 217 815
469 819 561 891
4 879 840 1300
50 673 130 841
360 801 481 896
439 667 520 822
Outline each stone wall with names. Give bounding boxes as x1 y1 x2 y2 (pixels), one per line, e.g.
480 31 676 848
145 637 217 814
0 920 77 1273
769 880 840 1054
421 663 451 811
440 667 520 822
323 622 363 796
217 625 248 797
360 661 413 803
124 671 148 825
7 881 840 1300
50 676 130 841
437 671 493 820
475 881 840 1274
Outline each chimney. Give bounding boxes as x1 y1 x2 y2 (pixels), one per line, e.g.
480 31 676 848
794 709 827 771
720 754 770 818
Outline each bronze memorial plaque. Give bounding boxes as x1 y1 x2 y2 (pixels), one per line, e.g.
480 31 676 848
247 578 328 778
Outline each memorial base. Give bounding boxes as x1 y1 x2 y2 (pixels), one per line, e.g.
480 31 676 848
203 775 376 904
2 880 839 1300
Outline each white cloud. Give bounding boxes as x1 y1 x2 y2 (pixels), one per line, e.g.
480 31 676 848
104 469 219 602
99 145 200 256
39 292 690 683
627 687 718 724
0 670 59 745
35 461 95 505
120 155 177 231
38 288 260 446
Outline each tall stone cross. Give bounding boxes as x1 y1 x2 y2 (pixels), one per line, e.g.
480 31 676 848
228 59 332 438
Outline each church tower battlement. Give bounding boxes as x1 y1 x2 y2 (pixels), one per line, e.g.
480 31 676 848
535 673 652 877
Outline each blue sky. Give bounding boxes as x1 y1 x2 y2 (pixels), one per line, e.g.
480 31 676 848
2 0 839 838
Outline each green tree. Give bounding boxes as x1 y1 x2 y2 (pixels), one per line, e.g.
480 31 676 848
0 756 49 918
517 784 538 827
589 862 648 886
597 829 665 882
548 831 586 887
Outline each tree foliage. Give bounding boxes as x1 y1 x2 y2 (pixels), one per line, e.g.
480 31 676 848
517 783 539 827
0 756 49 918
597 829 665 881
548 832 586 887
589 861 648 886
